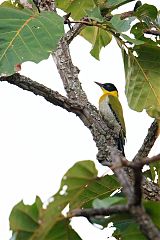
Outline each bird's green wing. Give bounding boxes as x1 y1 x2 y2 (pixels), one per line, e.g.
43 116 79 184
108 95 126 137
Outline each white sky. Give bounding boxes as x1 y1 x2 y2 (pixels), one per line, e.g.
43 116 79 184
0 0 160 239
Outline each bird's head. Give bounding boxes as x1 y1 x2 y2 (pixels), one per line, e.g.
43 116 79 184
95 82 118 97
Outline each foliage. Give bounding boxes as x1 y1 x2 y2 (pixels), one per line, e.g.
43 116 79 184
0 0 160 239
9 161 120 239
0 2 64 76
9 160 160 239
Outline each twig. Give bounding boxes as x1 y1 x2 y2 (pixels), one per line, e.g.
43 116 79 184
111 154 160 169
144 29 160 36
65 23 84 45
69 205 128 218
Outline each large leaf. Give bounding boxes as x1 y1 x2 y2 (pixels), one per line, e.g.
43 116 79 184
122 44 160 118
81 26 112 59
10 198 82 240
0 6 64 76
85 6 104 22
42 218 82 240
46 160 120 215
35 160 119 238
56 0 96 20
9 161 120 239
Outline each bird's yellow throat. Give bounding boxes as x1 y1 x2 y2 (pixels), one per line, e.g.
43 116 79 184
99 89 118 102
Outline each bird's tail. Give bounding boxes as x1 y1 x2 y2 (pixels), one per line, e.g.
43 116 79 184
117 132 125 156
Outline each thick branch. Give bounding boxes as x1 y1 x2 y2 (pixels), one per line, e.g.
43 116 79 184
0 74 83 115
133 120 158 161
52 33 88 104
132 120 160 201
111 150 135 205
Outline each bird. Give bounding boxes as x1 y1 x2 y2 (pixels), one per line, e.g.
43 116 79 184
95 82 126 156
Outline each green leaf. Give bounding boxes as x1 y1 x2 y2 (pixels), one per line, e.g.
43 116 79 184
56 0 96 20
145 201 160 227
0 6 64 76
91 210 147 239
44 218 82 240
121 34 144 45
46 160 120 214
122 44 160 118
81 26 112 59
102 212 147 239
10 161 119 239
113 215 147 240
110 15 135 33
131 22 158 46
149 161 160 186
107 0 135 9
10 197 42 239
93 196 125 208
0 0 24 9
135 4 158 21
37 160 119 238
10 197 82 240
131 22 148 39
90 196 125 227
85 7 104 22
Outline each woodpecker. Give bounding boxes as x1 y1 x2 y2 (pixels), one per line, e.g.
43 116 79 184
95 82 126 156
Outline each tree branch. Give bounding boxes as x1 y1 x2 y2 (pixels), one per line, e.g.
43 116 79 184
65 23 84 44
144 29 160 36
111 150 135 205
1 6 159 238
69 205 128 218
110 154 160 170
0 73 119 163
110 151 160 239
130 206 160 240
52 32 88 104
132 120 160 201
133 120 158 161
0 73 84 115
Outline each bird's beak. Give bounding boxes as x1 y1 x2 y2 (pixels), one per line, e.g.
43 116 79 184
95 81 103 87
